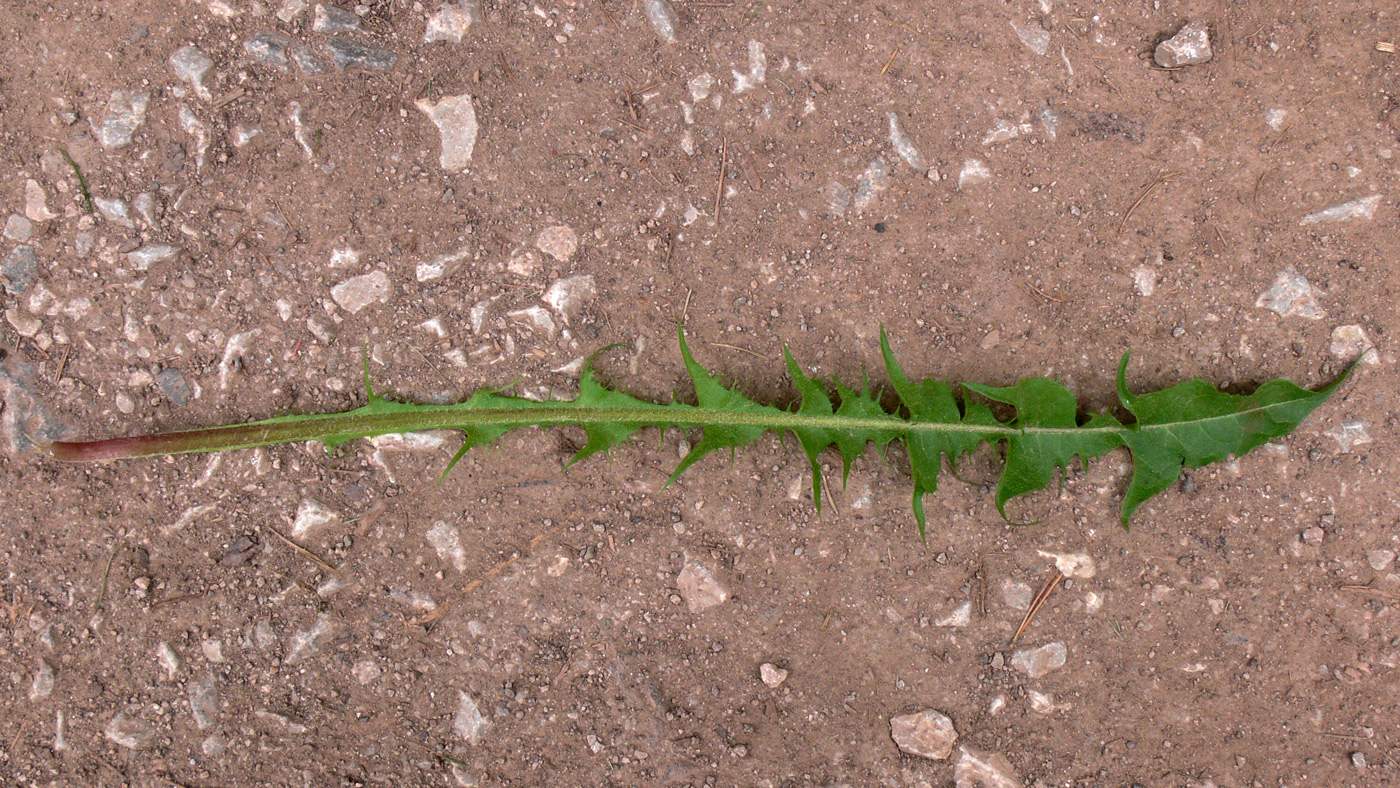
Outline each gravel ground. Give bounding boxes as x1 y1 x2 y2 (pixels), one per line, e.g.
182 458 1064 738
2 1 1399 786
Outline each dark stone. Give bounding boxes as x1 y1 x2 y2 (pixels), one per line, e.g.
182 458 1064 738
245 33 291 70
155 368 191 407
326 37 397 72
1 245 37 295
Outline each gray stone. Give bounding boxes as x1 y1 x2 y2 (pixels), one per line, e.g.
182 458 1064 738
326 37 397 71
188 671 219 729
245 33 291 70
1010 642 1067 679
2 246 37 295
1154 21 1212 68
285 613 335 665
889 709 958 760
134 192 161 226
290 41 325 74
331 270 392 313
3 214 31 242
312 4 360 32
93 90 150 149
156 368 191 407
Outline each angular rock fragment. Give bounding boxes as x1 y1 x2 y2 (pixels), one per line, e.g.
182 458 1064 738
312 4 360 32
1010 642 1066 679
644 0 679 44
416 94 478 172
1300 195 1380 226
170 46 214 101
889 709 958 760
331 270 392 314
327 37 397 71
954 746 1022 788
245 33 291 70
1 246 37 295
425 1 480 43
677 562 729 613
1256 267 1324 320
1154 21 1212 68
93 90 150 149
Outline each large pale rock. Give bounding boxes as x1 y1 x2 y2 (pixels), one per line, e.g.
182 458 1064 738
889 709 958 760
417 94 478 172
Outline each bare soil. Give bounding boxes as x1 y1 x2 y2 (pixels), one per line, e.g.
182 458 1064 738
2 1 1399 786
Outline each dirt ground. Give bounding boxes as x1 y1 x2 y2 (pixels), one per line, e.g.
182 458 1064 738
2 0 1399 785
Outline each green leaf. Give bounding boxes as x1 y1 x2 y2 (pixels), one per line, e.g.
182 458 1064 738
1114 352 1354 525
45 331 1352 534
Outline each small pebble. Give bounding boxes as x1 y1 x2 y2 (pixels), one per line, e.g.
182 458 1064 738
1367 549 1395 572
3 214 32 242
759 662 788 688
104 709 154 750
1 246 37 295
535 225 578 262
425 1 480 43
454 692 489 744
1256 267 1324 320
644 0 679 43
954 746 1023 788
1302 527 1325 547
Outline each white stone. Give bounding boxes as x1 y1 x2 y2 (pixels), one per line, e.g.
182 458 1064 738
1000 579 1032 610
292 498 339 537
1301 195 1380 226
285 613 335 665
29 658 55 700
1256 267 1324 320
958 159 992 188
156 642 182 679
201 639 225 663
936 601 973 628
329 247 360 268
170 46 214 101
1010 642 1067 678
5 308 41 337
218 329 261 391
188 671 219 729
454 691 489 744
543 275 597 322
677 562 730 613
1009 20 1050 55
1154 21 1212 68
688 73 714 101
24 179 57 222
104 709 154 749
94 197 134 228
3 214 32 241
1324 420 1371 452
417 94 478 172
277 0 308 20
179 106 209 169
1329 325 1377 364
644 0 679 43
93 90 150 149
416 246 472 282
331 270 391 314
427 520 468 572
1132 265 1156 296
353 659 382 685
732 40 766 93
954 746 1022 788
507 306 557 338
759 663 788 688
127 244 179 271
889 709 958 760
1367 549 1395 571
1265 108 1289 130
535 225 578 262
1035 550 1096 579
887 112 926 171
425 1 479 43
